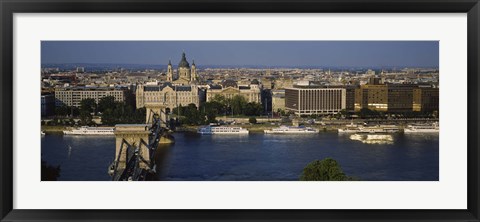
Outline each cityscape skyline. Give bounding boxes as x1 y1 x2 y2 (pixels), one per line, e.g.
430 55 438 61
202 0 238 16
41 41 440 182
41 41 439 68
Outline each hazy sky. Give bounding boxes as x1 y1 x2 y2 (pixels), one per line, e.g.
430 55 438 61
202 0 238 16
41 41 439 68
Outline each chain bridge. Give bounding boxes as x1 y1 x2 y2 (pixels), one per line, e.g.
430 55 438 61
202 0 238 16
108 105 174 181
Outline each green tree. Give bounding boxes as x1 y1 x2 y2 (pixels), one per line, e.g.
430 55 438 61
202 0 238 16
173 104 184 116
211 94 227 106
55 105 70 117
41 160 61 181
79 110 93 126
358 108 380 119
244 102 263 116
210 94 229 114
71 107 80 117
80 98 97 115
133 107 146 123
183 103 204 125
97 96 116 113
276 108 286 116
300 158 352 181
249 117 257 124
203 102 218 123
230 95 247 116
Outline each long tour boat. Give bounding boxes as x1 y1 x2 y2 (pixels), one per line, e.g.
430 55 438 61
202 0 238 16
197 125 249 135
264 125 319 134
63 126 115 135
338 123 399 134
404 122 439 133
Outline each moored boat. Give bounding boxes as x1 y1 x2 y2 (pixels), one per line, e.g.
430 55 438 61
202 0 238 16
338 124 399 134
63 126 115 135
404 122 439 133
197 125 249 135
264 125 319 134
338 123 362 133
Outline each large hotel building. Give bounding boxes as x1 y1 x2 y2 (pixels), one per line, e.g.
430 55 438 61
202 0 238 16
54 86 127 107
353 77 439 113
285 87 346 115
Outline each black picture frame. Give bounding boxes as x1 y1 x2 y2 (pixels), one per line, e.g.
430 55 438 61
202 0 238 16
1 0 479 221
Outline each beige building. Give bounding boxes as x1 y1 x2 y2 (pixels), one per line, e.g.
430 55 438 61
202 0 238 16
167 52 198 86
135 52 205 115
55 86 126 107
285 87 346 116
261 78 273 90
354 84 388 112
413 86 439 112
271 89 286 112
353 77 438 113
274 78 294 89
206 79 261 103
136 82 202 111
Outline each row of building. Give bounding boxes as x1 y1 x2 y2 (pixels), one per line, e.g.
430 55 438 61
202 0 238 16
45 53 439 118
282 77 439 116
47 53 262 117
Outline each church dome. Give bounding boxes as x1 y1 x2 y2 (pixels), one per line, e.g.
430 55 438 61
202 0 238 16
178 52 190 68
251 79 259 85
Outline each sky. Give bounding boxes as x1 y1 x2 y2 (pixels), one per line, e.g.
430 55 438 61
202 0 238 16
41 41 439 68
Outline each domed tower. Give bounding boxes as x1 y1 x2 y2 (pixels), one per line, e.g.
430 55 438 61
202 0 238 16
177 52 191 81
166 60 173 82
191 60 197 82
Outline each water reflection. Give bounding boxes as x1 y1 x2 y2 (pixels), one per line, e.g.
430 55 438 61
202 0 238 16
349 134 394 145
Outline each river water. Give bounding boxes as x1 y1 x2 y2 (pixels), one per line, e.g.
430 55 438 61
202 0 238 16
41 132 439 181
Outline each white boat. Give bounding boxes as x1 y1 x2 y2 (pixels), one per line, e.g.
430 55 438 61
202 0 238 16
63 126 115 135
338 123 399 134
41 131 46 136
264 125 319 134
197 125 249 135
361 125 400 134
404 122 439 133
338 123 362 133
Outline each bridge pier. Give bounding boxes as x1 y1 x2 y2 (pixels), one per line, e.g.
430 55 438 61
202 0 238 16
145 104 168 126
110 104 175 180
114 124 151 170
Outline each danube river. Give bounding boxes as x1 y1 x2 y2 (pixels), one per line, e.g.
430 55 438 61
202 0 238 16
41 132 439 181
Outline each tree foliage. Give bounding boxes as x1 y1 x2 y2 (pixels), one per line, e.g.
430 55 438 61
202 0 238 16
97 96 116 113
52 96 145 126
41 160 61 181
80 98 97 115
300 158 352 181
173 104 204 125
210 94 263 116
99 96 145 125
55 105 79 117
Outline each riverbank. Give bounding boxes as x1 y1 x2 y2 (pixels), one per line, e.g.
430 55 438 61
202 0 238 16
41 125 70 134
